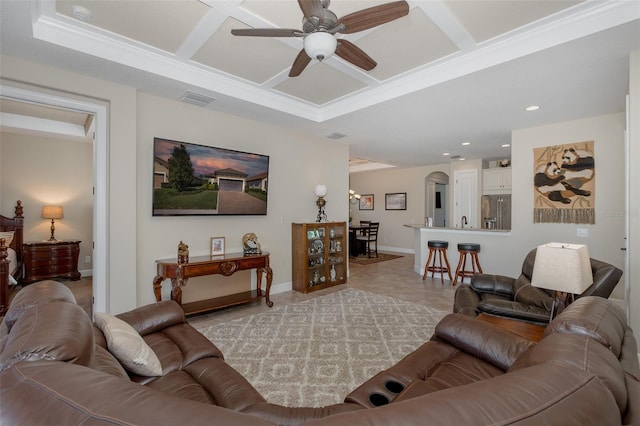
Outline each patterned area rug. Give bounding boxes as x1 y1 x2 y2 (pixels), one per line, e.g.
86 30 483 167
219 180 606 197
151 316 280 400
194 289 448 408
349 253 403 265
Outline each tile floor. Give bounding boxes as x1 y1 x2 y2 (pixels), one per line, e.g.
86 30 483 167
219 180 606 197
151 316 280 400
59 252 457 324
188 252 457 328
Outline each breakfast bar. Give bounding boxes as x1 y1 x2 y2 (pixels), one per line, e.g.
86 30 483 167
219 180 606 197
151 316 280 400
404 225 518 280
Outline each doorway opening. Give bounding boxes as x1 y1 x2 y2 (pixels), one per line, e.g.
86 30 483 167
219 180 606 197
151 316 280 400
425 171 449 227
0 83 108 314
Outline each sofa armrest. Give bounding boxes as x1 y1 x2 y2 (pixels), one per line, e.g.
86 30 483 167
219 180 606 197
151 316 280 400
477 300 551 325
117 300 185 336
470 274 516 298
452 284 481 317
434 314 535 371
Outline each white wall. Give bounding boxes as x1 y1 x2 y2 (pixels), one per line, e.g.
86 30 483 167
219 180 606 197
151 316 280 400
628 50 640 334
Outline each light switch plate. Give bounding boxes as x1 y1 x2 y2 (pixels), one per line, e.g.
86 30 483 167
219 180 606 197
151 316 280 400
577 228 589 238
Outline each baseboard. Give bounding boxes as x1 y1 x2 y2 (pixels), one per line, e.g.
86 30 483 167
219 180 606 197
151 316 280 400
269 281 292 295
377 245 414 254
79 269 93 277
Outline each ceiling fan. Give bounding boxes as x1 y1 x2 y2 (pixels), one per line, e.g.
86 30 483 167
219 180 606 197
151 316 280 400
231 0 409 77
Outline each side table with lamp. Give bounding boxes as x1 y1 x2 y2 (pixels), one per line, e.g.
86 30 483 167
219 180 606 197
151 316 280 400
23 205 81 285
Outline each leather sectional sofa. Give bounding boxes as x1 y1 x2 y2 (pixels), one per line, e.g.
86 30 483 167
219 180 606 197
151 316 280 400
1 280 638 425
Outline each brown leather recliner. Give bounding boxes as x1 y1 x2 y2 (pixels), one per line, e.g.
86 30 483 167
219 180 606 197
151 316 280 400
453 248 623 324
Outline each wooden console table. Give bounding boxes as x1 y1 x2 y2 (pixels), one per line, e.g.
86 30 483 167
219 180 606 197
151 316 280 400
153 251 273 316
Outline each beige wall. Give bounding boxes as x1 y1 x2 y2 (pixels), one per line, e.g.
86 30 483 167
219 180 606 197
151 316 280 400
1 55 138 313
0 54 349 312
350 163 451 252
0 133 93 273
136 92 349 306
512 112 626 299
350 112 627 299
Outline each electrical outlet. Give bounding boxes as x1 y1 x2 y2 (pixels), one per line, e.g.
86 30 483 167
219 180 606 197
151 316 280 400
577 228 589 238
85 255 92 263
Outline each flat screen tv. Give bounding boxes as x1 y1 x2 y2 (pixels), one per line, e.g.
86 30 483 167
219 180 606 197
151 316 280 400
153 137 269 216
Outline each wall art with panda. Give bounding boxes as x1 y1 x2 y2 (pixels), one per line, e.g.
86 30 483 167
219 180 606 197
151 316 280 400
533 140 595 224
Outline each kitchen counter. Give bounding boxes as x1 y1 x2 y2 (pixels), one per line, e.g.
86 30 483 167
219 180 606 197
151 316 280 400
403 225 510 234
408 225 515 280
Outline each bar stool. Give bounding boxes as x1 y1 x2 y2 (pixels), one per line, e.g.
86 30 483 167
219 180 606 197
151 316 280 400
422 240 452 282
453 243 483 285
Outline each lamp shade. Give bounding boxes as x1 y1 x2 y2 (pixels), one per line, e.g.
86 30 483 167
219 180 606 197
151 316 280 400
42 206 64 220
304 32 337 61
314 184 327 198
531 242 593 294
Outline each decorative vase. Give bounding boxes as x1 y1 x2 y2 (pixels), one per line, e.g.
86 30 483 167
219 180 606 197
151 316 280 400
330 264 337 282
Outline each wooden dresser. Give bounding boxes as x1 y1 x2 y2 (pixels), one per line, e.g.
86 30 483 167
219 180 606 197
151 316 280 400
23 240 81 285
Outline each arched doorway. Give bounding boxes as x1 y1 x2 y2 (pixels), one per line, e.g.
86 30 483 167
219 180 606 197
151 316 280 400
425 171 449 227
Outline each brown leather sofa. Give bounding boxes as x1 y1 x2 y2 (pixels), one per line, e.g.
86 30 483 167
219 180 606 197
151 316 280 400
1 280 638 425
453 248 623 324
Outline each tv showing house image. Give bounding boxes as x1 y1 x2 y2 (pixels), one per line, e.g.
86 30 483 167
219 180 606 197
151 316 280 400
153 137 269 216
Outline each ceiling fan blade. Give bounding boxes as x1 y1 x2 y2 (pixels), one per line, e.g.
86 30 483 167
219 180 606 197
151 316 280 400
231 28 302 37
298 0 324 20
337 1 409 34
335 40 376 71
289 49 312 77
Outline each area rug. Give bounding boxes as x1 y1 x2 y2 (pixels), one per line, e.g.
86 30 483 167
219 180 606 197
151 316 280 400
349 253 403 265
194 289 448 408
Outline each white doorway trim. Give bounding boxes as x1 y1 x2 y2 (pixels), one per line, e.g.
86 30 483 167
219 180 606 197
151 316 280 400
0 84 109 314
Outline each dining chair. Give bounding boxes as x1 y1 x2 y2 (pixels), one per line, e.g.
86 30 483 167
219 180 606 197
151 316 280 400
359 220 371 236
356 222 379 258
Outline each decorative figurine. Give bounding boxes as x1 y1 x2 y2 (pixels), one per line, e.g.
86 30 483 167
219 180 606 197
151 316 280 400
177 241 189 263
242 233 262 255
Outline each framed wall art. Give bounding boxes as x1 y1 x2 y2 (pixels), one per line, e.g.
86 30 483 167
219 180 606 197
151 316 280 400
210 237 225 256
359 194 374 210
385 193 407 210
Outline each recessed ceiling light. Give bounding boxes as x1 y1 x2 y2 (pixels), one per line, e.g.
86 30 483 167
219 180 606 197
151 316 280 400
458 157 466 161
525 105 540 111
71 5 93 22
461 142 470 146
502 143 511 147
442 152 450 156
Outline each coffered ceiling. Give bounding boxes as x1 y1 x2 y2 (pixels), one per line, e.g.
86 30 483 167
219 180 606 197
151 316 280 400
1 0 639 168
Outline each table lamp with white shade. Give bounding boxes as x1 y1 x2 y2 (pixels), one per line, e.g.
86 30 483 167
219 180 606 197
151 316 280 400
531 242 593 318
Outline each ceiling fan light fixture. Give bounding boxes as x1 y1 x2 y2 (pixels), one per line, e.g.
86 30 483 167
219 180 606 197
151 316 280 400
304 32 337 62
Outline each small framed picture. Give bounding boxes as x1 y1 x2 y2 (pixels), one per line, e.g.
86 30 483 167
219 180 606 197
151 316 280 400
359 194 374 210
385 193 407 210
210 237 225 256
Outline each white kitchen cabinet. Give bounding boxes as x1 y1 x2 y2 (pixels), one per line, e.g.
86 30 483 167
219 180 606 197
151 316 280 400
483 168 511 194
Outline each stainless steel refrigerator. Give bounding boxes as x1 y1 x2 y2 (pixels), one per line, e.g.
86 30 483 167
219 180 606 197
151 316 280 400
481 194 511 230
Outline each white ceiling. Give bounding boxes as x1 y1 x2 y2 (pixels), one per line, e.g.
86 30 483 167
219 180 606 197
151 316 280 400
0 0 638 169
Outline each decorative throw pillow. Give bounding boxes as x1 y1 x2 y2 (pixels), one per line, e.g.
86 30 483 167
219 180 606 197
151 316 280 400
94 312 162 376
0 231 15 246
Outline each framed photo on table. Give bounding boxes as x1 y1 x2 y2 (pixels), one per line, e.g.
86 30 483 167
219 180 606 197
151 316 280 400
210 237 225 256
385 193 407 210
359 194 374 210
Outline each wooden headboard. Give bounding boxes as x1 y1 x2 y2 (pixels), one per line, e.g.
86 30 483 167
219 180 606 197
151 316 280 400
1 200 25 316
0 200 25 263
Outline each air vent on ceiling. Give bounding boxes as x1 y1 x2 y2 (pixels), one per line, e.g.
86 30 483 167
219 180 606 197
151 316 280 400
326 132 347 140
449 155 462 159
180 91 215 107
